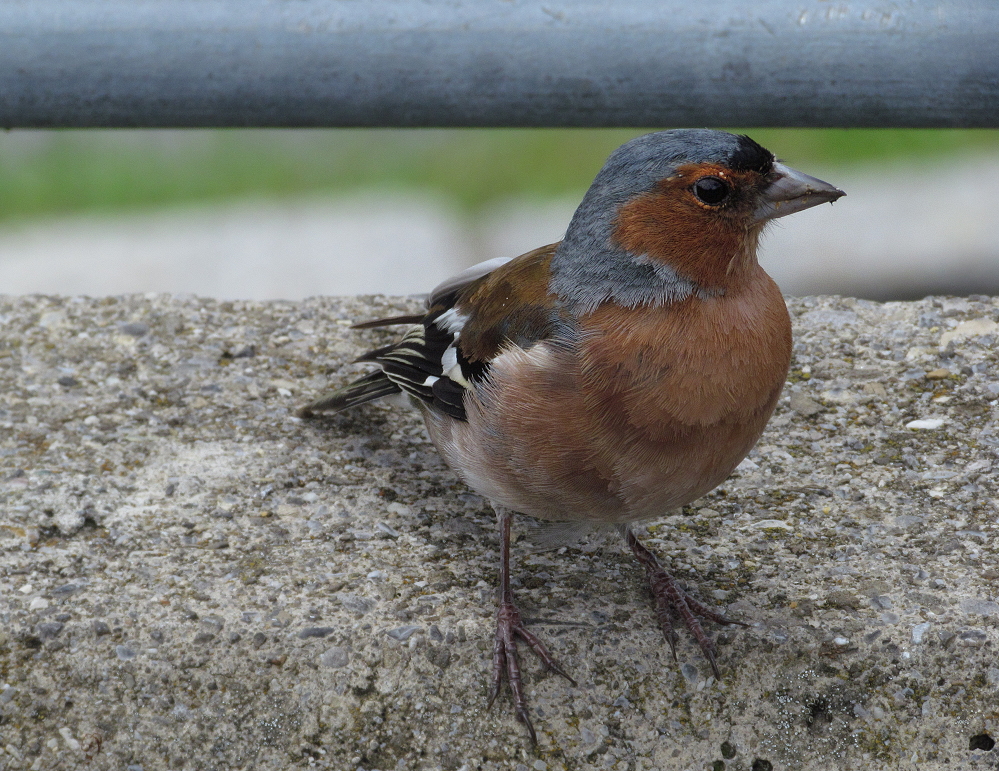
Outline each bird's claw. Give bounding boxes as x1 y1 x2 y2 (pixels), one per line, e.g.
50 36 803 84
626 527 745 679
646 565 745 678
488 599 576 744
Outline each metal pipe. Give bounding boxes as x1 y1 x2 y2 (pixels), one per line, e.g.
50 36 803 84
2 0 997 129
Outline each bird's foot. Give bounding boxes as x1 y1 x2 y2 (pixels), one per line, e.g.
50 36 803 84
625 528 746 678
645 565 746 678
487 599 576 744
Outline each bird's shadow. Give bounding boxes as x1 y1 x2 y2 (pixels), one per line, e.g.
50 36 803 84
299 403 396 438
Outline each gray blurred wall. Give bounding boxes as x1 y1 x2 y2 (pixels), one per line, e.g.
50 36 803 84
0 156 997 301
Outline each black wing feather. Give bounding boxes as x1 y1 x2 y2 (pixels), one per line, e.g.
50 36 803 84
301 258 512 421
351 314 427 330
301 309 482 421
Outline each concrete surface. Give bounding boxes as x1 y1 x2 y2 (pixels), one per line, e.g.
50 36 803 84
1 154 999 301
1 291 998 771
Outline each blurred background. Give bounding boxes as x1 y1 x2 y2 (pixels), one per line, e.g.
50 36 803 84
1 128 998 301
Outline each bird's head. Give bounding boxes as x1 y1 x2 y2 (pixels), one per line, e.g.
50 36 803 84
551 130 844 310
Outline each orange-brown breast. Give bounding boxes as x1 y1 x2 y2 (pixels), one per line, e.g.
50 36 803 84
579 263 790 433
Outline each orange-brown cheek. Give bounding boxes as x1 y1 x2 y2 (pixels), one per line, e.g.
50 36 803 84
613 163 765 289
613 192 744 288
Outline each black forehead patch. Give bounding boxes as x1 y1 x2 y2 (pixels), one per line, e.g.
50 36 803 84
728 135 775 174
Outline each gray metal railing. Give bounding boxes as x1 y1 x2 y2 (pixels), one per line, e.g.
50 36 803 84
1 0 997 129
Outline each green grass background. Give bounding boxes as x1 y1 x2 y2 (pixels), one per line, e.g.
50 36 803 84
1 128 997 222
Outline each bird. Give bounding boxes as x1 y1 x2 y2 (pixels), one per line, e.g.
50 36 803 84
300 129 844 743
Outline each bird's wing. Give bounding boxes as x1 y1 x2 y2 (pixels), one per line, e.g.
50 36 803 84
345 257 515 332
300 244 567 421
427 256 514 309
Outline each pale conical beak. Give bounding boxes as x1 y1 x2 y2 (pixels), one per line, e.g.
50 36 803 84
754 162 845 223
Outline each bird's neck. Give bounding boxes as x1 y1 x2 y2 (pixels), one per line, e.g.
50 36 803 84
548 229 760 314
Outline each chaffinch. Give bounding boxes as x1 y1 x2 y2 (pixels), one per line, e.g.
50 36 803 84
301 129 844 743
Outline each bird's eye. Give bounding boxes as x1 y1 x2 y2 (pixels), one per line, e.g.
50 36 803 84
692 177 729 206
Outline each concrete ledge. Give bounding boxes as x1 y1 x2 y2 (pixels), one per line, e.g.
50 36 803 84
1 292 998 770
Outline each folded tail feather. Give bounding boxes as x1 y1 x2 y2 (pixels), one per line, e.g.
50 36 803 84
351 313 426 330
297 370 401 417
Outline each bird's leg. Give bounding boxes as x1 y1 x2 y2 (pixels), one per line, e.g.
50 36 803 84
623 525 746 678
488 508 576 744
